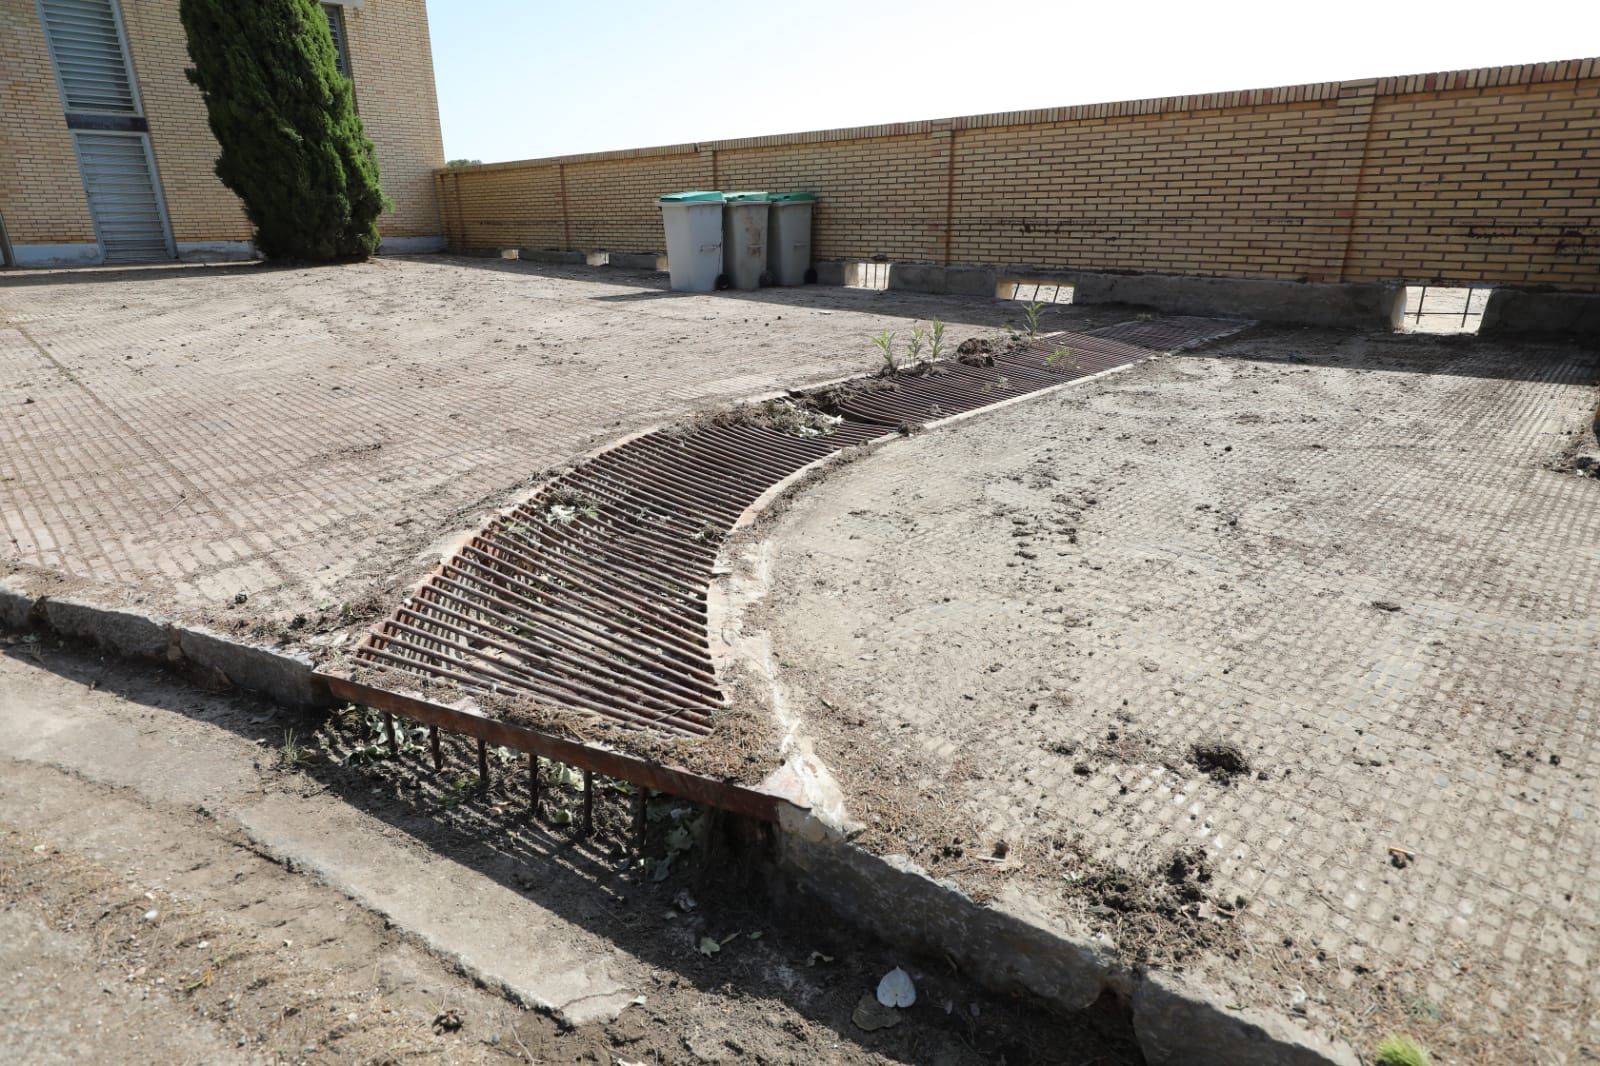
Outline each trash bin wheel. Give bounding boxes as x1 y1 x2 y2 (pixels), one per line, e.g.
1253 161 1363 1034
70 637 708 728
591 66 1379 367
714 273 730 291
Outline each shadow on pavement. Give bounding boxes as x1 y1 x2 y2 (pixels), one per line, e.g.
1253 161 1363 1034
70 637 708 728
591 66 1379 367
3 641 1141 1066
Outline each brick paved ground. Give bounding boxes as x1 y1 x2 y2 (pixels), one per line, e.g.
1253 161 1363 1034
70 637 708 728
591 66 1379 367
0 255 1104 642
754 329 1600 1064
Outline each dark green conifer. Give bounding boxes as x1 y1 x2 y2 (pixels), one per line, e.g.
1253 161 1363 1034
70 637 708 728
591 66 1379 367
180 0 389 260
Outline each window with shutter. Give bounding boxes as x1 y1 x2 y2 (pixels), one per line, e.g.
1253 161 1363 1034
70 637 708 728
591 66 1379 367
323 4 352 79
38 0 140 116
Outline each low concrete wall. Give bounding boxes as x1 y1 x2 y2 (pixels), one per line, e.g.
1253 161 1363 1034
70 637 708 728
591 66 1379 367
176 240 256 263
10 243 102 268
771 812 1360 1066
1070 272 1405 330
0 583 328 709
1480 289 1600 338
878 262 1402 329
378 235 447 256
605 252 665 271
517 248 586 265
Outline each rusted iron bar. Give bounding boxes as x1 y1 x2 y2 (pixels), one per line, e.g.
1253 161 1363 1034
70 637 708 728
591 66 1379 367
528 752 539 815
320 672 786 823
582 770 594 836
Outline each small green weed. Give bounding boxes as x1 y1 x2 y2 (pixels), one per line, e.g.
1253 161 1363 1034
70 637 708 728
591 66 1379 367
1374 1034 1431 1066
278 728 317 768
1046 346 1078 370
1024 300 1045 338
907 325 927 363
929 319 947 361
871 330 899 374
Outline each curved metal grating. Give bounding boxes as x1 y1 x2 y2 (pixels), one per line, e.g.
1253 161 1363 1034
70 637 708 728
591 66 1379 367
347 319 1248 738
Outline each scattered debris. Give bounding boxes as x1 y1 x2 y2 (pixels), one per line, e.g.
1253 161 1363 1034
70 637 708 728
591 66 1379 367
1371 600 1403 613
851 991 904 1032
432 1008 463 1034
1189 741 1251 784
1388 846 1415 870
876 966 916 1008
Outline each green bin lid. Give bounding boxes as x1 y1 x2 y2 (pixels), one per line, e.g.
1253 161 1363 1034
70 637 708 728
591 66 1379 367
723 190 770 202
658 190 724 203
768 191 816 202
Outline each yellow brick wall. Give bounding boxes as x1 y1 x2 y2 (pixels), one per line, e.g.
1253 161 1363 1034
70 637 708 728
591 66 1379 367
1344 78 1600 287
438 163 565 250
1 0 443 253
0 1 95 245
438 59 1600 293
120 0 251 244
343 0 445 239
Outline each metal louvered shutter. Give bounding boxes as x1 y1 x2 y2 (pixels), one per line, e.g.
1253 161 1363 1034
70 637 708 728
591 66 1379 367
323 4 351 78
39 0 138 115
74 132 173 262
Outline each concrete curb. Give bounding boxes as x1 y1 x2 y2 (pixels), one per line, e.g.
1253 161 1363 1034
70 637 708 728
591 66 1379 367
1 583 329 709
768 810 1359 1066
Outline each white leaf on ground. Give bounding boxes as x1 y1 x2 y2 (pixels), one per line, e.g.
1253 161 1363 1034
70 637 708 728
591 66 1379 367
697 936 720 957
876 966 916 1008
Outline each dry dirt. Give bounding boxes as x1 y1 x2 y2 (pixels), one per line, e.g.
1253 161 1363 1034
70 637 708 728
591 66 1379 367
0 639 1140 1066
748 325 1600 1065
0 256 1126 659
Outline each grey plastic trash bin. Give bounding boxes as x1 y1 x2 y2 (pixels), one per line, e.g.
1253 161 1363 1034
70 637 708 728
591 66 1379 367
721 191 770 290
766 192 815 286
658 191 724 292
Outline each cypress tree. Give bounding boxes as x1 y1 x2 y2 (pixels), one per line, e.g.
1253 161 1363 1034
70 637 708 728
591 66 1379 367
179 0 390 261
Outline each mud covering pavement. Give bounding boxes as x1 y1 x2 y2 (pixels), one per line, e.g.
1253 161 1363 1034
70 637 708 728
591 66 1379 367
742 326 1600 1065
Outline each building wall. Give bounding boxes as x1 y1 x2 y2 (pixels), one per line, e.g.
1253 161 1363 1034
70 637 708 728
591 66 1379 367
438 59 1600 293
0 1 96 250
342 0 446 241
0 0 444 263
120 0 251 247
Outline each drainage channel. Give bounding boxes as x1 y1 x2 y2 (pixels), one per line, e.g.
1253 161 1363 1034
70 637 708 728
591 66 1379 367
316 317 1251 828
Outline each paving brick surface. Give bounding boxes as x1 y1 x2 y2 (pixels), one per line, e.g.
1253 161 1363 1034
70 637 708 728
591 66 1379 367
0 255 1089 635
757 330 1600 1064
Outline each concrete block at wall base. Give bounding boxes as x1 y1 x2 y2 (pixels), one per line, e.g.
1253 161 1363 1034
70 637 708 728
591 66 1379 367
606 252 665 270
9 243 102 268
176 627 329 709
1071 272 1404 330
886 262 946 293
945 265 999 297
0 578 36 631
378 235 446 255
775 826 1111 1012
1479 290 1600 338
517 248 587 265
41 598 172 661
811 260 847 286
176 241 257 263
1132 972 1359 1066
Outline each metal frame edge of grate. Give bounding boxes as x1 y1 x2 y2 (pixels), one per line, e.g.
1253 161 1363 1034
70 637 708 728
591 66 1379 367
318 316 1252 818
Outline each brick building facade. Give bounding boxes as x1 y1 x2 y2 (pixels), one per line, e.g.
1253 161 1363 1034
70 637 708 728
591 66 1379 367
0 0 444 267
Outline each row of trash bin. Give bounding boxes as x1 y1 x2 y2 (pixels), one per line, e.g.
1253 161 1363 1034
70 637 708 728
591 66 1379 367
658 190 815 293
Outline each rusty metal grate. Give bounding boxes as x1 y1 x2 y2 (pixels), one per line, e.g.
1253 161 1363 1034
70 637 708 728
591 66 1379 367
350 421 884 737
336 318 1247 768
1085 315 1253 352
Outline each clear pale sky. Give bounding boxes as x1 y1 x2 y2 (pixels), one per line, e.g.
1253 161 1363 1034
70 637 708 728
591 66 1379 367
428 0 1592 164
